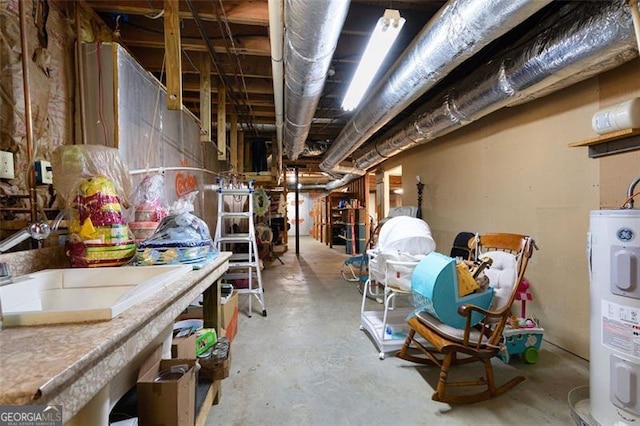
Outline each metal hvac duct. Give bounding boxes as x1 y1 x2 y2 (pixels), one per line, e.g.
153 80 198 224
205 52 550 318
354 0 638 171
319 0 552 175
283 0 351 160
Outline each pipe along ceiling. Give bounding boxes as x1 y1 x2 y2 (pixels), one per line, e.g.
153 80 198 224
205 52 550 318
286 0 638 190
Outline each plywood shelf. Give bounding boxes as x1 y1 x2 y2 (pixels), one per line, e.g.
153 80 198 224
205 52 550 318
569 128 640 147
568 128 640 158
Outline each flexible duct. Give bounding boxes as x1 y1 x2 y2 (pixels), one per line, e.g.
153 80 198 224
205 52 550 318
354 0 638 172
268 0 284 181
319 0 552 175
283 0 351 160
326 173 361 191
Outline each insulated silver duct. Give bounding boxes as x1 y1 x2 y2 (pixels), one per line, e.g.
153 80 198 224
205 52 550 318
355 0 638 171
326 173 361 191
319 0 552 175
283 0 351 160
294 184 328 191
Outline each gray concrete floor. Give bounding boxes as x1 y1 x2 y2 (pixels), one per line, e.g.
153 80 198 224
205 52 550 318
207 236 588 425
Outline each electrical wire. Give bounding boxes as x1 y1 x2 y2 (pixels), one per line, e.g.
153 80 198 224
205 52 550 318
621 191 640 208
216 0 256 122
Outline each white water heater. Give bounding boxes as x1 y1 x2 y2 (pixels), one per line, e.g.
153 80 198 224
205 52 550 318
590 210 640 425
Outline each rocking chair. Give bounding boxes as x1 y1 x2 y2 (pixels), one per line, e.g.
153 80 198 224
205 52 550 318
396 233 536 404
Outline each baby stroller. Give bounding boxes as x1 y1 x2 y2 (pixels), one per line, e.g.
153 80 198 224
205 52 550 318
360 215 436 359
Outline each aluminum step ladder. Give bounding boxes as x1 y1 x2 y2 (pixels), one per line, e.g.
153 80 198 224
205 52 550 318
214 181 267 317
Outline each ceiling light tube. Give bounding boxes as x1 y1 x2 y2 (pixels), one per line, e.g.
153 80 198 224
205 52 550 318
341 9 405 112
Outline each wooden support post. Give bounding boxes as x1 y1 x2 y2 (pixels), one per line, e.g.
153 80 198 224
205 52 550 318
164 0 182 110
217 84 226 160
238 131 245 173
230 113 238 171
199 54 211 142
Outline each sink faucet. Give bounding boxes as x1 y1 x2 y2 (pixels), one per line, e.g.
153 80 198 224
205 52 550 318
0 220 51 253
0 262 10 285
626 175 640 209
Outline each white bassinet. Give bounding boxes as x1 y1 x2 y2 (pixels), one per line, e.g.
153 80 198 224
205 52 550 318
360 215 436 359
368 216 436 291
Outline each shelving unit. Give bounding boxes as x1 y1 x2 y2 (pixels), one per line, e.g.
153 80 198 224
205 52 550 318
568 128 640 158
326 193 350 248
310 197 326 243
342 207 367 255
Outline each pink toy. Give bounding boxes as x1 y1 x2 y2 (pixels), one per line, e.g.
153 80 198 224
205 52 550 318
515 278 533 318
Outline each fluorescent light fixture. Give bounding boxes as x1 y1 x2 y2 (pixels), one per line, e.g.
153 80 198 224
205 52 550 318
341 9 405 111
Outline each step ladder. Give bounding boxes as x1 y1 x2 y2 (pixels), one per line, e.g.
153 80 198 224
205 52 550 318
214 181 267 317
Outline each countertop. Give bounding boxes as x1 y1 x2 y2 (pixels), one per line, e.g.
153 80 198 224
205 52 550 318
0 252 231 421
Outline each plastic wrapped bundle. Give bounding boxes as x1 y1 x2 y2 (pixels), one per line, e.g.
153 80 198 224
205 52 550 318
65 175 136 267
129 174 169 241
136 211 217 265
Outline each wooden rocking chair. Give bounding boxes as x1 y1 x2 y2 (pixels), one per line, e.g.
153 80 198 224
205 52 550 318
396 233 536 404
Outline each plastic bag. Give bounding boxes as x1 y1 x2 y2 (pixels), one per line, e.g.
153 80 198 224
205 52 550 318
51 145 132 210
135 191 217 265
129 173 169 241
65 175 135 267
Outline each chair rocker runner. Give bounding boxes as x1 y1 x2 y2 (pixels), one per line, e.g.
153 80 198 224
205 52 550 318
396 233 536 404
214 181 267 317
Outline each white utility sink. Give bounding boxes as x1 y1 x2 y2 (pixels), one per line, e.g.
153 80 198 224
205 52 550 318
0 264 192 326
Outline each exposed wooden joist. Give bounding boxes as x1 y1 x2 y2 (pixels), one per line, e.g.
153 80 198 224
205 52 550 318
85 0 269 26
163 0 182 109
238 131 245 173
182 75 273 94
230 113 238 171
120 32 271 56
199 53 212 142
217 85 227 160
130 49 273 78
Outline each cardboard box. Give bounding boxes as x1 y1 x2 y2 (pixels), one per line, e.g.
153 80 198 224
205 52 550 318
171 333 197 359
222 291 238 342
137 346 198 426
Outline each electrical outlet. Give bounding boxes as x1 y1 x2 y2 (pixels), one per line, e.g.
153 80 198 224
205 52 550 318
0 150 15 180
35 160 53 185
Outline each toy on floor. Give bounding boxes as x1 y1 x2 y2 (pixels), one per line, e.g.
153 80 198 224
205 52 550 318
499 277 545 364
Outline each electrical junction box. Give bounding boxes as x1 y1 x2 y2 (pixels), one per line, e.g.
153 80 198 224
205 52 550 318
0 150 14 180
35 160 53 184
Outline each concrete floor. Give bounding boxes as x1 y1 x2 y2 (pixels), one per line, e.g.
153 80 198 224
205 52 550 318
207 236 588 425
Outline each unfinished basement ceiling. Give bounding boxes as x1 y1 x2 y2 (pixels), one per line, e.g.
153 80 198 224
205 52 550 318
85 0 639 186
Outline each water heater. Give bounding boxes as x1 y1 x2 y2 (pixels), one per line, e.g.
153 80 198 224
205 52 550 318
590 210 640 425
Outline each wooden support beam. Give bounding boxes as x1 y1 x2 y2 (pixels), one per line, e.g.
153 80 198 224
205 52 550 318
164 0 182 109
217 84 227 160
230 113 238 172
238 131 245 174
199 54 211 142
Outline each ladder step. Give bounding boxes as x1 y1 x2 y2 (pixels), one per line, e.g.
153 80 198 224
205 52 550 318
219 212 252 218
218 188 253 195
229 253 252 262
223 272 257 280
237 288 263 295
229 262 258 268
217 234 252 242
